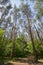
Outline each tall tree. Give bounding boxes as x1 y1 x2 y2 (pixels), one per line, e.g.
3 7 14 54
31 0 43 45
34 0 43 20
34 0 43 38
20 0 38 62
10 5 20 58
0 0 12 29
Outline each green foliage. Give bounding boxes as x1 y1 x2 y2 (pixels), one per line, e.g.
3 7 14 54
13 37 28 57
0 29 5 64
27 41 33 54
4 39 12 57
34 0 43 19
0 29 43 60
27 39 43 59
0 29 5 56
0 29 5 37
34 39 42 52
34 39 43 58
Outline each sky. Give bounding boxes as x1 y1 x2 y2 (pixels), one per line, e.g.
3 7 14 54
10 0 43 30
10 0 20 7
10 0 34 13
10 0 43 22
10 0 34 8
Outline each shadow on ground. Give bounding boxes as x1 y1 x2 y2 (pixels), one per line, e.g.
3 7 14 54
4 63 14 65
4 57 43 65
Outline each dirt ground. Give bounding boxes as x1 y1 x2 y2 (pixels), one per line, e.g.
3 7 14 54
4 57 43 65
4 61 43 65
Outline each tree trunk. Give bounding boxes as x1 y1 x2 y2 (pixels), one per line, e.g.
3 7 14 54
10 28 16 59
27 16 38 62
11 40 16 59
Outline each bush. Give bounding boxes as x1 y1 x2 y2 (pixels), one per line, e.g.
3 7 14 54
34 39 43 59
12 37 29 57
0 29 5 64
0 29 43 59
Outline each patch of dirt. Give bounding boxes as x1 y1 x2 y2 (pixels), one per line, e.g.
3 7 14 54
4 57 43 65
4 61 43 65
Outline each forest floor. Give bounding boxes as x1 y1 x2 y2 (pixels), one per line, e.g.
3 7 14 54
4 56 43 65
